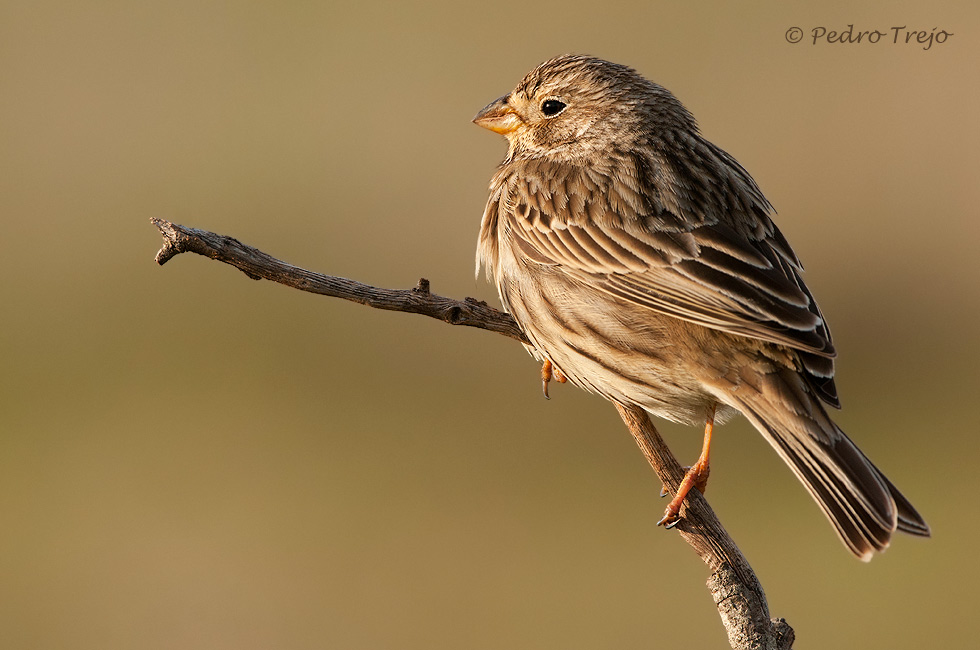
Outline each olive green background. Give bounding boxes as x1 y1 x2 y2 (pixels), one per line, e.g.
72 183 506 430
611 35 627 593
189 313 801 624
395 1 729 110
2 1 977 648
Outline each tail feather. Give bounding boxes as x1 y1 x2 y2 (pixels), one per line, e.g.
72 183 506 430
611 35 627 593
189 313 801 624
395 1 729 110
881 473 931 537
718 369 929 560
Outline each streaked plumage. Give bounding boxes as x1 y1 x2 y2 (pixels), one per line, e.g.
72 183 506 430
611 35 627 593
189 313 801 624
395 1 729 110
474 55 929 559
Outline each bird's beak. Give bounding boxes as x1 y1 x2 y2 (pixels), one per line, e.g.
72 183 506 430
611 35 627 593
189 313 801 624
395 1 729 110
473 95 522 135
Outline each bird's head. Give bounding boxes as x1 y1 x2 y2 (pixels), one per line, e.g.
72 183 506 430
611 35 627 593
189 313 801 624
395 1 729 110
473 54 696 162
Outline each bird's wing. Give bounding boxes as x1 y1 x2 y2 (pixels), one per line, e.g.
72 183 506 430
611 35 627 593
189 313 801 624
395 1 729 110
500 171 837 363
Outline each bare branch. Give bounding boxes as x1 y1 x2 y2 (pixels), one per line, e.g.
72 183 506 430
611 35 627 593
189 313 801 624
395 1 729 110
151 218 528 344
615 404 794 650
151 218 793 649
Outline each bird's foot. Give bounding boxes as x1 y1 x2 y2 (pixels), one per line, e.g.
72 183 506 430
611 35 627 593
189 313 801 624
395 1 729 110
657 459 710 528
540 359 567 399
658 405 715 529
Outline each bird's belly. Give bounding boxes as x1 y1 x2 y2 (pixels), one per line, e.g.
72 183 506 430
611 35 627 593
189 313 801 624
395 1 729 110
497 262 734 427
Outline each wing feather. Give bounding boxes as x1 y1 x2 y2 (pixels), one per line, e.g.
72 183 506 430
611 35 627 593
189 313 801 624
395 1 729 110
502 170 836 360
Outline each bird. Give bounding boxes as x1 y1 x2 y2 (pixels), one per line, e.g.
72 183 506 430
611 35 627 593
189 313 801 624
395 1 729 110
472 54 930 560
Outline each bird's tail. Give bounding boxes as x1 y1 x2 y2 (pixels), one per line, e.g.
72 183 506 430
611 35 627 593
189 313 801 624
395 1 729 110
718 369 930 560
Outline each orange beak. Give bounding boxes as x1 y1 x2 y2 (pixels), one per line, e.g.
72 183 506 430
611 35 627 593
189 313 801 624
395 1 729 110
473 95 522 135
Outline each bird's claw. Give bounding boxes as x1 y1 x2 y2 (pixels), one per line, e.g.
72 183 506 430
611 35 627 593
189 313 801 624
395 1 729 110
657 509 682 528
540 359 567 399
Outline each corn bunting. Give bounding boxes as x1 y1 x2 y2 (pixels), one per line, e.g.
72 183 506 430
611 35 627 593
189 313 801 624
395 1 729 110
473 54 929 560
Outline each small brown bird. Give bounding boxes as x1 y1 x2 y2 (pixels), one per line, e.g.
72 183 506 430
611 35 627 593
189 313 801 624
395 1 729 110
473 54 929 560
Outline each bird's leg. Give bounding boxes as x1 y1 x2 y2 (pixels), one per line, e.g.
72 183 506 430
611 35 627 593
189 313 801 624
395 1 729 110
658 404 716 528
540 358 567 399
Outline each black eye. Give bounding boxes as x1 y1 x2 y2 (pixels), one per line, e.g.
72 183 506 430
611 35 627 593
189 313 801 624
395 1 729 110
540 99 566 116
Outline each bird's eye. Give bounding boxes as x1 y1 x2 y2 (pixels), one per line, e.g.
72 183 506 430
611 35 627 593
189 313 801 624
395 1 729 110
540 99 566 116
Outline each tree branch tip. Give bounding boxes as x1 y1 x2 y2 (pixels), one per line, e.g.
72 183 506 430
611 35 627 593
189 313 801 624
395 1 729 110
155 246 176 266
771 619 795 646
151 218 180 265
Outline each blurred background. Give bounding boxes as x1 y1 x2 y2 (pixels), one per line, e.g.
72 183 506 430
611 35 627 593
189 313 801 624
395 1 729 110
1 1 977 648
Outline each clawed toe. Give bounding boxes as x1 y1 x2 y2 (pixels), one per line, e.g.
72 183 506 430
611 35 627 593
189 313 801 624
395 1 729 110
657 508 682 528
657 404 716 530
660 465 695 498
540 359 567 399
